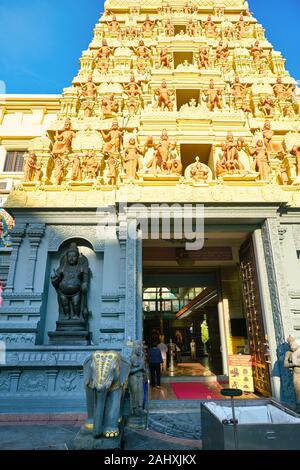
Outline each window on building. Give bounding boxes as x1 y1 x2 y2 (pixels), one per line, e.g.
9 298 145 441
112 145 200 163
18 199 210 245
3 151 26 172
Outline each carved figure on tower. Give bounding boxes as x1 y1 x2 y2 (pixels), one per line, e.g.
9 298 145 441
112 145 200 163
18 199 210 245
100 120 123 155
249 140 270 181
230 77 248 100
272 77 294 100
51 242 89 321
52 119 75 158
94 39 114 61
291 145 300 177
186 19 197 37
133 40 152 60
159 47 172 69
235 13 250 39
123 138 143 180
197 47 209 69
106 15 121 34
216 41 229 62
190 157 209 182
203 15 217 37
164 19 174 36
79 75 98 100
101 94 119 118
154 80 175 111
105 155 118 185
23 152 37 182
204 80 223 111
142 15 156 33
260 96 275 117
250 40 267 62
71 155 82 181
84 150 99 179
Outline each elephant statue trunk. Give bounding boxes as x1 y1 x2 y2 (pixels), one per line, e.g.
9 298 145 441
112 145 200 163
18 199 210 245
83 351 131 439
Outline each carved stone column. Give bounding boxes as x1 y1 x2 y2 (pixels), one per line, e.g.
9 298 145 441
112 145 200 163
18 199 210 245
5 224 26 293
25 224 45 292
261 219 293 341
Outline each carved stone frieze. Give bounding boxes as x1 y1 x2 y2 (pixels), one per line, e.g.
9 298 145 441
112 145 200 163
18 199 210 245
48 225 105 252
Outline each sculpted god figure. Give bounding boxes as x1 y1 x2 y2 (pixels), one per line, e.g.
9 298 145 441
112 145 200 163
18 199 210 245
190 157 209 182
106 15 121 34
231 77 248 100
235 13 250 39
129 342 146 416
164 19 174 37
203 15 217 37
197 47 209 69
260 96 275 117
159 47 172 69
216 41 229 61
142 15 156 33
204 80 223 111
133 40 152 60
154 80 174 111
52 119 76 158
272 77 294 100
291 145 300 177
94 40 114 61
123 138 143 180
80 75 98 101
84 151 99 179
186 19 197 37
249 140 270 181
51 242 89 321
23 152 37 182
100 120 124 155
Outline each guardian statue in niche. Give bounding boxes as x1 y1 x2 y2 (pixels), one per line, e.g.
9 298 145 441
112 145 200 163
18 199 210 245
51 242 90 321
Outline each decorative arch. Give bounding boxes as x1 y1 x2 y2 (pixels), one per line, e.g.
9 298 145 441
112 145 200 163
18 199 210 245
47 226 105 252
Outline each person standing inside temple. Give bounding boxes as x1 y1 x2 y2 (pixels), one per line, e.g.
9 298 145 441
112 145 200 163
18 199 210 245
157 338 168 372
148 342 163 389
190 339 197 361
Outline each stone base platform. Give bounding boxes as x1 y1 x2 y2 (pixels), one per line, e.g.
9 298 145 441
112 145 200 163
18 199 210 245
73 426 124 450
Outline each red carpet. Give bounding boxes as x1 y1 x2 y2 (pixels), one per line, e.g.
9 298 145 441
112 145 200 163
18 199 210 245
171 382 221 400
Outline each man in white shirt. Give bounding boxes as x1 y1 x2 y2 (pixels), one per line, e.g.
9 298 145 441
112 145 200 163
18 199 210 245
158 341 168 372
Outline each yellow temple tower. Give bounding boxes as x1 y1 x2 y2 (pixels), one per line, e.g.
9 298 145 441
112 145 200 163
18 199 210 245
0 0 300 411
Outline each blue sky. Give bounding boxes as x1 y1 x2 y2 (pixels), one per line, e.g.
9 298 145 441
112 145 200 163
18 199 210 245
0 0 299 94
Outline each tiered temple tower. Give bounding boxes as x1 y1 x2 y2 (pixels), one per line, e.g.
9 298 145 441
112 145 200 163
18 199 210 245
0 0 300 411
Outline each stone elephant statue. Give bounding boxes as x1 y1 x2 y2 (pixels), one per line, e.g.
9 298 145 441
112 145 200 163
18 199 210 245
83 351 131 438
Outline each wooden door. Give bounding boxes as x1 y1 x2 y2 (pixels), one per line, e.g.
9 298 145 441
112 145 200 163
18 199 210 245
239 238 271 396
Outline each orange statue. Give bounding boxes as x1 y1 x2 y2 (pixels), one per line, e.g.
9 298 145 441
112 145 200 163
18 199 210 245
133 40 152 60
186 19 197 37
164 20 174 36
204 80 223 111
216 41 229 61
250 40 267 62
197 47 209 69
101 94 119 117
95 39 113 61
124 75 142 99
235 13 250 39
123 138 143 180
71 155 82 181
107 15 121 34
272 77 294 100
142 15 156 33
159 47 172 68
106 155 118 185
230 77 247 99
52 119 75 158
291 145 300 177
203 15 217 37
190 157 209 182
80 75 98 101
154 80 175 111
84 151 99 179
23 152 37 182
100 120 123 155
249 140 270 180
260 96 275 117
262 121 275 152
53 156 66 185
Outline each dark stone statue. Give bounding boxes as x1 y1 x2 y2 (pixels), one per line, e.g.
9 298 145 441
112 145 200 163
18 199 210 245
51 242 89 321
49 242 91 345
128 341 146 416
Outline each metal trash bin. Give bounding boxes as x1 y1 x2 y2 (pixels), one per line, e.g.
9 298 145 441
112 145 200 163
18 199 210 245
201 399 300 450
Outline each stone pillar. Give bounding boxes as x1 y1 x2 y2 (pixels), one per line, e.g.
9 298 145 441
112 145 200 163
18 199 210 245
46 370 58 393
9 370 21 393
261 219 295 404
25 224 45 292
5 224 26 292
125 217 137 343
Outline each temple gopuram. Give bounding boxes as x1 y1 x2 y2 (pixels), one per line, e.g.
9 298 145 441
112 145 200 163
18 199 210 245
0 0 300 412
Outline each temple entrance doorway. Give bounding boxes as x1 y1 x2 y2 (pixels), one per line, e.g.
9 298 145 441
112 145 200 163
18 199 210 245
142 232 272 400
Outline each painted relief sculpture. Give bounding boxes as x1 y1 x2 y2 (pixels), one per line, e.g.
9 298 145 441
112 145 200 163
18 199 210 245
284 336 300 409
128 342 146 416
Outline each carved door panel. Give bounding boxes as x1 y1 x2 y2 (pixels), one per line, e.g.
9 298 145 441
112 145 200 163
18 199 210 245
239 237 271 396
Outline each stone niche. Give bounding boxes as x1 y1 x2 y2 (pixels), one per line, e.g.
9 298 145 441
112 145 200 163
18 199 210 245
36 237 104 346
